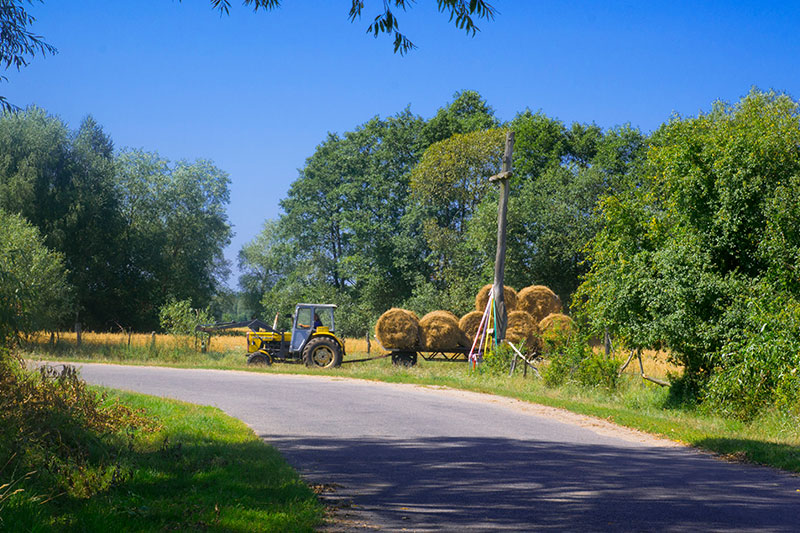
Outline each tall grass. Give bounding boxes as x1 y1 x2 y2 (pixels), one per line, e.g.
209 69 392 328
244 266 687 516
0 357 323 531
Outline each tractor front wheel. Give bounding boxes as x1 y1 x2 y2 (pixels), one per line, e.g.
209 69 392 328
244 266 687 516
302 337 343 369
247 352 272 366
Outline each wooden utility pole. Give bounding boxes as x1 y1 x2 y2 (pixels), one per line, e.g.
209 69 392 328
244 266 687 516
489 131 515 343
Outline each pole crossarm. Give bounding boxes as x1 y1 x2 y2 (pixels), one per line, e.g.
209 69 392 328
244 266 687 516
489 170 513 182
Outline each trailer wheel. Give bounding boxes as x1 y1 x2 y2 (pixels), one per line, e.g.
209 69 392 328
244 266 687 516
392 351 417 367
247 352 272 366
303 337 342 368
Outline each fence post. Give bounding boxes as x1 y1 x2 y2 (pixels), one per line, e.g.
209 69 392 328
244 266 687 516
366 330 371 354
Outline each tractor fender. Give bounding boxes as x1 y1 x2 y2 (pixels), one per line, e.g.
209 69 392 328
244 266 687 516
303 332 345 355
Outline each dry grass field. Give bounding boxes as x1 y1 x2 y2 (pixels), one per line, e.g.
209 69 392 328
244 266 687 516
29 330 372 354
616 349 681 380
28 330 242 351
28 330 679 379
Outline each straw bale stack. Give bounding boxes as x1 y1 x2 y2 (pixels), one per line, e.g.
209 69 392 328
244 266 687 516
459 311 484 344
517 285 562 323
375 308 420 350
505 311 540 351
475 284 517 313
539 313 573 347
419 310 468 351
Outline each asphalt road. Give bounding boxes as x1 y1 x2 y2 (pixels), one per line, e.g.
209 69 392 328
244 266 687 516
70 362 799 532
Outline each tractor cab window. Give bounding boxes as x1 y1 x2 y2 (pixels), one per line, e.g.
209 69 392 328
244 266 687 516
315 309 334 329
295 308 312 330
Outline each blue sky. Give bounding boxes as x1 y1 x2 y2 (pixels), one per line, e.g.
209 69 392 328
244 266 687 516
6 1 800 286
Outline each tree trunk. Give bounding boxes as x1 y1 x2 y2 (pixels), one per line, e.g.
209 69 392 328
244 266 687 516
75 316 82 348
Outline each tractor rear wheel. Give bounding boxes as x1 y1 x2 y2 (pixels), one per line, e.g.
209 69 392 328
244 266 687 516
247 352 272 366
302 337 342 368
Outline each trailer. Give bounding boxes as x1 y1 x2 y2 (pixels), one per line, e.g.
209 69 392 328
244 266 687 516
383 348 472 366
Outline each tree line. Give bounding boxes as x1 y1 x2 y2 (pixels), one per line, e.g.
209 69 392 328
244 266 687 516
0 107 232 333
238 91 647 333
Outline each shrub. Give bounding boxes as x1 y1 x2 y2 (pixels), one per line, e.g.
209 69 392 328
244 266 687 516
0 355 157 513
703 293 800 420
158 298 213 336
482 342 518 375
0 210 71 346
158 298 214 349
543 338 619 391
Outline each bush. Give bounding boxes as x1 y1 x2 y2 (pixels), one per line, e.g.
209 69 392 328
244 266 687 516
0 210 71 345
158 298 214 349
703 293 800 420
0 355 156 517
543 338 619 391
482 342 518 375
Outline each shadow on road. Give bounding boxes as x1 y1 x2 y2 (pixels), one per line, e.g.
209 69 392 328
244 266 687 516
264 434 799 531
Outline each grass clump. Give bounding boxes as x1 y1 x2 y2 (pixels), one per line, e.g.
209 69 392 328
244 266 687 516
0 355 322 531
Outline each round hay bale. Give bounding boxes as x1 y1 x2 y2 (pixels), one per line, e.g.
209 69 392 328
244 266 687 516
475 284 517 313
539 313 573 348
419 310 468 350
517 285 562 323
375 308 419 350
459 311 485 344
505 311 540 351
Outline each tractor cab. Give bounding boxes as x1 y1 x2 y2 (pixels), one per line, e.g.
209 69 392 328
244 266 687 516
290 303 337 352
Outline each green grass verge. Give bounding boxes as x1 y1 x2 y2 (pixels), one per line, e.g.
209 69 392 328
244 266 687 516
1 388 323 532
26 344 800 474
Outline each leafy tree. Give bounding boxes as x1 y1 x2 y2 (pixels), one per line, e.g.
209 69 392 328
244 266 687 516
422 90 499 146
508 110 570 180
409 127 506 310
238 218 299 318
466 115 647 303
115 149 233 328
208 287 252 322
206 1 497 55
62 116 124 329
0 108 123 330
241 109 429 334
0 0 56 111
577 89 800 398
0 210 71 345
